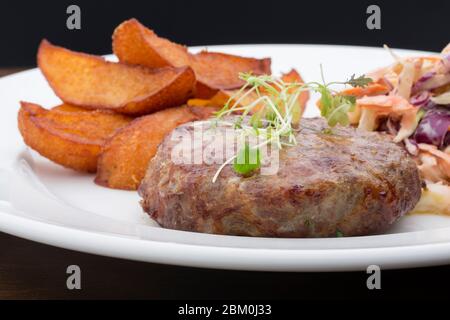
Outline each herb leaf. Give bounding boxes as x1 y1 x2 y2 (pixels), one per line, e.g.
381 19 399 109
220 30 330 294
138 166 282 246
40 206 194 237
320 94 356 127
212 70 371 182
336 230 344 237
318 84 333 119
233 143 261 176
346 74 373 88
318 74 370 128
326 96 355 127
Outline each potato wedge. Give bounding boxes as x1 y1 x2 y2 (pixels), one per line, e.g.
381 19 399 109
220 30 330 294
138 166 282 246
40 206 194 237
187 90 236 108
279 69 309 119
112 18 190 69
18 102 132 172
38 40 196 115
51 103 91 112
112 19 271 98
187 105 220 120
190 51 271 97
187 69 309 118
95 105 211 190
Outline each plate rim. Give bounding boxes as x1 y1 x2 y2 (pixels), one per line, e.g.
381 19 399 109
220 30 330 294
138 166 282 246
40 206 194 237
1 43 448 271
1 207 450 271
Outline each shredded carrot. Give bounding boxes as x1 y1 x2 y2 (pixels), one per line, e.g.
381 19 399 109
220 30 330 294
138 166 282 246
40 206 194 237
356 95 414 112
418 144 450 166
418 144 450 181
340 83 389 97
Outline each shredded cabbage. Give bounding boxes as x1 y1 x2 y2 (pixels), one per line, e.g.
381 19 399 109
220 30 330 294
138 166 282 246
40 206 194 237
342 43 450 216
430 91 450 105
411 182 450 215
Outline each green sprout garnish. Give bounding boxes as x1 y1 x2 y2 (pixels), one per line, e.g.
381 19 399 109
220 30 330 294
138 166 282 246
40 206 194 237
318 66 372 128
346 74 373 88
233 143 261 176
211 68 372 182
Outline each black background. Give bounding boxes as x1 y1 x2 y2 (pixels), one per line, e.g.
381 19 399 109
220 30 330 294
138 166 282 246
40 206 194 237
0 0 448 67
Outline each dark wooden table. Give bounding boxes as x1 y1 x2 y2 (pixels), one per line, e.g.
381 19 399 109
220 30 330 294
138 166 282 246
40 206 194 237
1 68 450 300
2 231 450 300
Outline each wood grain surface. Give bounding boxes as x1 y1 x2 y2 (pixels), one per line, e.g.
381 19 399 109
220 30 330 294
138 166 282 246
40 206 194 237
0 68 25 77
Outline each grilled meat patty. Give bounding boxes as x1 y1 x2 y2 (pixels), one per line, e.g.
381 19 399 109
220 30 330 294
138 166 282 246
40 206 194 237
139 117 421 237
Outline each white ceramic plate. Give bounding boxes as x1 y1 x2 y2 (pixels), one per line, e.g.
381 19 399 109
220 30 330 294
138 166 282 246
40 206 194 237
1 44 450 272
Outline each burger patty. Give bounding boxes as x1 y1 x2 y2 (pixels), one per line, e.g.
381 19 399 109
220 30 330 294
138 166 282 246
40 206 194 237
139 117 421 237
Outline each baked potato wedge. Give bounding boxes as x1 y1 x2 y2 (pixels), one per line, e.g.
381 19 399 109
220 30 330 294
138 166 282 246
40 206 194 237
38 40 196 115
112 18 190 69
51 104 91 112
112 19 271 98
190 51 271 97
187 68 309 119
18 102 132 172
280 69 309 116
95 105 213 190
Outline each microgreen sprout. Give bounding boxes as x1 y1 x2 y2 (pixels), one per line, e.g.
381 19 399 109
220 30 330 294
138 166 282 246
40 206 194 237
233 143 261 176
211 69 372 182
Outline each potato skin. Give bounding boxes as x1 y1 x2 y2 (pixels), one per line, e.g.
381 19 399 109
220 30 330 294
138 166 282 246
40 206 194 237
18 102 215 185
187 69 309 117
95 105 216 190
112 19 271 99
18 102 131 172
280 69 309 117
112 18 190 69
38 40 196 115
190 51 271 98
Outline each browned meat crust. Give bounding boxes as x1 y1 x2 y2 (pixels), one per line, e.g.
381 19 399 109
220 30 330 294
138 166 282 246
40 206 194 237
139 117 422 238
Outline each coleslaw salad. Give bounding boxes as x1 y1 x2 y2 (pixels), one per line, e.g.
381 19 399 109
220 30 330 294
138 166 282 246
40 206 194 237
341 43 450 215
